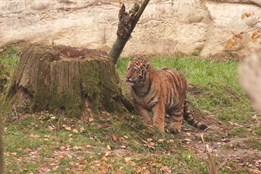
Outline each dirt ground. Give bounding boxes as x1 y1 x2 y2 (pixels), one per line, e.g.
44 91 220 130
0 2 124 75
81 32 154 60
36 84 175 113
180 101 261 173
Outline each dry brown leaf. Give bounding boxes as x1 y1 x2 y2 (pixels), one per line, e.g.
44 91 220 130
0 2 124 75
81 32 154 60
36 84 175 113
112 135 118 142
124 157 132 163
106 145 112 151
88 117 94 123
158 139 164 142
101 156 108 161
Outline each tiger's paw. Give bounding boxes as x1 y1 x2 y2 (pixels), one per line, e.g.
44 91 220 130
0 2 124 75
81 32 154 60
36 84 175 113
168 122 182 134
146 125 165 135
154 123 165 133
146 125 155 135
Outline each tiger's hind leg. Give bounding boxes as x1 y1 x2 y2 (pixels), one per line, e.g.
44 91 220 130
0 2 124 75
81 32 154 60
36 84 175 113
168 109 184 133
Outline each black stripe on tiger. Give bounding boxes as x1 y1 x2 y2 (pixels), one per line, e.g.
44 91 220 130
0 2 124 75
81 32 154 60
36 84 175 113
183 100 208 130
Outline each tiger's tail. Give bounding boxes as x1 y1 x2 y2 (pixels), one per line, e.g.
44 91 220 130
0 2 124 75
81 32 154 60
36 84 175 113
183 100 208 130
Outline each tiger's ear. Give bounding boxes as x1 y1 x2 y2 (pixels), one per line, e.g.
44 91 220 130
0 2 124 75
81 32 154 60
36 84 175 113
145 62 150 69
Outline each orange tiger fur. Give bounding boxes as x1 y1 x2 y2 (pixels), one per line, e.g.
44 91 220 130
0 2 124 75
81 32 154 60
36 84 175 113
126 58 208 133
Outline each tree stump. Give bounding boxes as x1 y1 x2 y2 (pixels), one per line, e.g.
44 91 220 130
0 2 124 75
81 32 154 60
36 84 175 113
4 45 132 118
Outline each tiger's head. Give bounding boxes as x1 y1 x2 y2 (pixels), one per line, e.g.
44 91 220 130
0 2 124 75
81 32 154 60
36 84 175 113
126 58 150 87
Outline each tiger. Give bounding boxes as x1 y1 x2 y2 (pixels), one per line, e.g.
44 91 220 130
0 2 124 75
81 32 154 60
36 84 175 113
125 57 208 134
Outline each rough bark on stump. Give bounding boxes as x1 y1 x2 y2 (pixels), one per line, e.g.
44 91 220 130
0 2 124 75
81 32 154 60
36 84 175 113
4 45 133 118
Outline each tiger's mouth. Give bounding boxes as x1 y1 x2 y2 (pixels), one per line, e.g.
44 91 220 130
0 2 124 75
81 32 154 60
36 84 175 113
126 78 136 86
126 77 146 87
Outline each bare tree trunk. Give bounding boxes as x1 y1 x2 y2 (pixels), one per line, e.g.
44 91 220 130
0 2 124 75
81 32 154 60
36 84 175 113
109 0 150 64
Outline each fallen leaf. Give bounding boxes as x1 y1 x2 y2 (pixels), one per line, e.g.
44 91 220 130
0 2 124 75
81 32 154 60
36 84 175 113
182 138 192 144
29 134 40 138
168 139 175 143
149 142 155 146
79 127 85 132
158 139 164 142
72 129 79 133
48 125 54 131
69 161 75 166
121 145 127 149
112 135 118 142
101 156 108 161
62 125 71 131
220 137 230 142
88 117 94 123
79 159 87 165
106 145 111 151
124 157 132 163
147 138 153 142
105 151 111 157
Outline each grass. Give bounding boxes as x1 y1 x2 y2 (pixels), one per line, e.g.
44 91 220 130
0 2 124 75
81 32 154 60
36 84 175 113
3 112 208 173
254 126 261 136
1 50 260 173
245 138 261 151
0 46 20 71
228 127 249 137
0 46 20 93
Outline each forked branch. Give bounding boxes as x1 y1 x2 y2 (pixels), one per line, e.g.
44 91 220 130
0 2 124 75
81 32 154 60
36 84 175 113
109 0 150 64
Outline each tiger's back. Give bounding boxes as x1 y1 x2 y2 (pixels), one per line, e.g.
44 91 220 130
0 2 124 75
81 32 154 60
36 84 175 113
158 68 187 112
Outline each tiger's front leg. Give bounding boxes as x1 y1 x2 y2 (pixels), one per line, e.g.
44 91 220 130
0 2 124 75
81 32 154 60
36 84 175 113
152 101 165 133
134 103 154 134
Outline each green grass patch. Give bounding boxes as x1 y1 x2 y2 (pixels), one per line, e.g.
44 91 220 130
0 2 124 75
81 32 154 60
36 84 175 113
254 126 261 137
245 138 261 151
219 161 249 174
0 46 20 92
0 46 20 72
228 127 249 137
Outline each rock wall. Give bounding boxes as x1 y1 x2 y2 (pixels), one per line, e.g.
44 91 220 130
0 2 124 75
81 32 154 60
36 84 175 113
0 0 260 57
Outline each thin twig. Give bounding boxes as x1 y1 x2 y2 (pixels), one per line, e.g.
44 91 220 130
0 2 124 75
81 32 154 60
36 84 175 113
201 133 218 174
